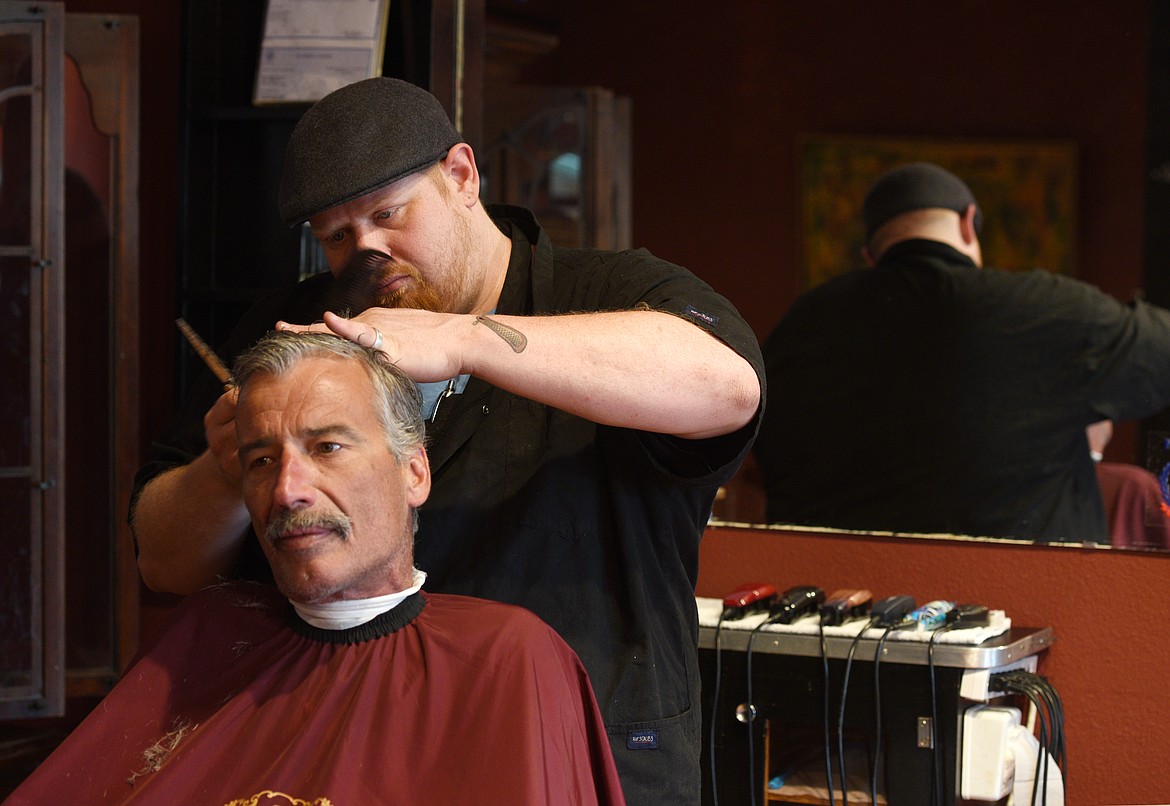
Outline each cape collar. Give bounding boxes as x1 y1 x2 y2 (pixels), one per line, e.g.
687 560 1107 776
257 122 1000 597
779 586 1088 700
286 592 427 645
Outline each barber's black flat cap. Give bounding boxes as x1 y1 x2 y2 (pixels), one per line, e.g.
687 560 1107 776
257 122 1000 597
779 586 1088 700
279 77 462 226
862 162 983 240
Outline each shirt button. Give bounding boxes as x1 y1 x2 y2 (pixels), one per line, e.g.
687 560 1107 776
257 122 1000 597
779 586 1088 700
481 405 490 416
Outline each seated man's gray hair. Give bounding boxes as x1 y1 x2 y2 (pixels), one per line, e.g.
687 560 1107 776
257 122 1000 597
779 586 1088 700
232 330 425 462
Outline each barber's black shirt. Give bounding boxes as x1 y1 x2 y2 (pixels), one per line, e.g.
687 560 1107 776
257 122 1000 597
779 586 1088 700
755 239 1170 542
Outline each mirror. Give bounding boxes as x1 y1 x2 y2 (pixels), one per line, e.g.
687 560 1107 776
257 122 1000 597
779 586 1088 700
486 0 1168 550
707 6 1170 551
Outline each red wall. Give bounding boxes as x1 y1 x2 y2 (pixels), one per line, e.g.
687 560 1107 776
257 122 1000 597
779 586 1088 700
699 524 1170 805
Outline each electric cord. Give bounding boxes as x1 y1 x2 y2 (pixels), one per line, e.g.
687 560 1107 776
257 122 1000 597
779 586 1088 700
1022 680 1051 806
1031 693 1051 806
870 622 893 804
927 624 953 806
925 604 997 805
744 613 785 806
818 621 837 806
866 619 917 803
988 669 1066 806
1023 673 1064 772
1021 681 1051 804
835 620 872 804
863 598 919 804
708 609 728 806
1015 678 1051 806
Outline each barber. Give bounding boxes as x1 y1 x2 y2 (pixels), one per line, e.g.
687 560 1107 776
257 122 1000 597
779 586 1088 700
131 77 764 804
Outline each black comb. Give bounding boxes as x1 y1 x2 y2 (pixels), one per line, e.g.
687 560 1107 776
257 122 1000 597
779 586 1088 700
321 249 392 317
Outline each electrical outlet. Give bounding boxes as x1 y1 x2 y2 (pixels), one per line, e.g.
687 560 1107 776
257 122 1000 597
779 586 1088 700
959 656 1038 701
961 704 1021 800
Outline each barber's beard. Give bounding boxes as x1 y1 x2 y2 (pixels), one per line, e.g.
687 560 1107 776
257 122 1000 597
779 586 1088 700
355 206 479 313
374 262 446 312
381 204 479 313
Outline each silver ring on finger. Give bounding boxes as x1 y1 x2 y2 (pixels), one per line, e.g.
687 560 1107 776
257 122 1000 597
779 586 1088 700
370 328 383 351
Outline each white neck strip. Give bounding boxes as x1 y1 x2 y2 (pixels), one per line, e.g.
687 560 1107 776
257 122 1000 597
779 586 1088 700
291 568 427 630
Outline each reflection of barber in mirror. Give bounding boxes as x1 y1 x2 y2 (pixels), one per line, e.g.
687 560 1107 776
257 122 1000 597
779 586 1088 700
755 161 1170 543
1086 419 1170 549
128 77 764 804
10 331 626 804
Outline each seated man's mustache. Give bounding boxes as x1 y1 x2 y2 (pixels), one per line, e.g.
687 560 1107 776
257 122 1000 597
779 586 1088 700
266 510 353 541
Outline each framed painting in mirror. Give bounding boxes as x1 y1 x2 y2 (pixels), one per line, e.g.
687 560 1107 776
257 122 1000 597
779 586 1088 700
798 135 1078 290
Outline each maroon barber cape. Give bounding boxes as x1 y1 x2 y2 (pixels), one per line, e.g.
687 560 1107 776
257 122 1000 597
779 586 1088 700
6 583 625 805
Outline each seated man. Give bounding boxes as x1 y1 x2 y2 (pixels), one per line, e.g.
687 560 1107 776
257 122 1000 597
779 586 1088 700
8 332 625 805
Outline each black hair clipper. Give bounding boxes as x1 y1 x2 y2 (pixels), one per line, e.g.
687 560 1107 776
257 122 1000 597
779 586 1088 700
870 595 917 627
768 585 825 624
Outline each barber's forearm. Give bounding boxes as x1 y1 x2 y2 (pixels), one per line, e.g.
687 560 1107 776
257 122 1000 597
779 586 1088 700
463 310 761 439
132 451 252 594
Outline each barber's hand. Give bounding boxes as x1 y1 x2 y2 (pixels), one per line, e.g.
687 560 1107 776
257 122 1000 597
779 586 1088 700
276 309 466 382
204 387 243 488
